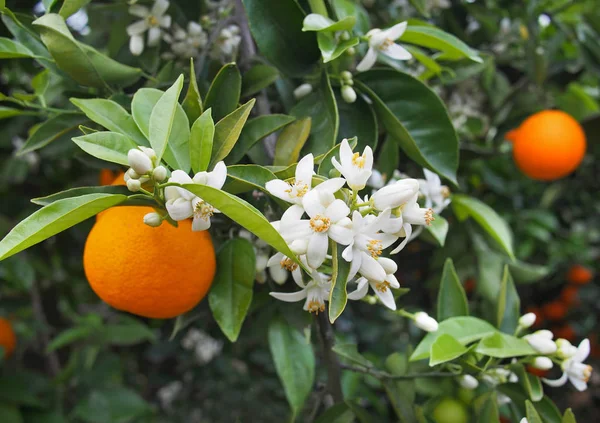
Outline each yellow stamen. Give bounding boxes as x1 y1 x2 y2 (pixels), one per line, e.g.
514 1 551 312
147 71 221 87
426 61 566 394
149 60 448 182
375 281 390 292
441 186 451 198
280 257 298 272
425 209 434 226
284 179 309 199
147 15 159 27
310 215 331 233
367 239 383 258
379 38 394 50
351 152 366 169
194 200 214 221
307 300 325 314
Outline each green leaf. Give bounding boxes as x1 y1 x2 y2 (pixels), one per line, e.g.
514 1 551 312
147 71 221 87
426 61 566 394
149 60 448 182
46 326 93 352
405 45 442 79
314 403 355 423
475 332 535 358
330 0 370 34
0 194 126 261
336 92 378 152
329 242 351 323
0 107 30 120
476 392 499 423
452 194 514 258
226 114 296 164
562 409 576 423
498 385 562 423
58 0 91 18
223 164 279 195
355 69 459 184
317 137 357 177
515 365 544 402
31 186 131 206
291 71 338 156
72 132 138 166
130 87 191 172
429 333 468 366
274 117 311 166
402 26 482 62
0 37 34 58
204 63 241 122
268 316 315 418
317 33 359 63
182 58 203 123
31 69 50 97
149 74 184 163
101 320 156 346
190 109 214 173
71 98 148 146
496 265 520 333
526 400 543 423
18 113 85 154
241 63 279 97
426 215 448 247
0 403 22 423
179 184 299 263
437 258 468 321
210 99 256 167
410 316 496 361
33 14 141 88
242 0 319 77
209 238 256 342
303 14 356 32
73 388 152 423
331 344 373 368
383 353 417 422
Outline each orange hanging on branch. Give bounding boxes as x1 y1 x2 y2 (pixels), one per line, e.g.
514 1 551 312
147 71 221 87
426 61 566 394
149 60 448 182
0 318 16 358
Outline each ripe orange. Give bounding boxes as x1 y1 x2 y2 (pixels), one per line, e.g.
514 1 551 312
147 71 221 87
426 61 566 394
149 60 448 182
84 206 216 319
0 318 16 358
99 169 118 186
506 110 586 180
567 264 593 285
542 301 567 321
560 286 579 306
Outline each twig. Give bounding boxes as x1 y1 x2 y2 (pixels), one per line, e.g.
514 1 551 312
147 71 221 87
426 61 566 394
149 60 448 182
340 363 458 380
317 313 344 403
31 280 61 377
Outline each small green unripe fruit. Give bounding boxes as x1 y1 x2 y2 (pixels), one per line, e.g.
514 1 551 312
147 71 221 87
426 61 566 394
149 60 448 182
432 398 469 423
457 388 475 405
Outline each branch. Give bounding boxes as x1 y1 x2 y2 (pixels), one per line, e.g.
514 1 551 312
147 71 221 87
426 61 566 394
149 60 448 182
317 313 344 403
340 363 458 380
31 280 61 377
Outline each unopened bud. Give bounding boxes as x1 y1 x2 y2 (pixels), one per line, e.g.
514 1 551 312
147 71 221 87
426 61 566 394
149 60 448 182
126 178 142 192
458 374 479 390
293 83 312 100
346 46 356 56
519 312 536 329
153 165 168 182
128 149 153 175
340 71 352 82
556 339 577 359
126 167 140 180
143 212 162 227
372 179 419 210
255 253 268 273
414 312 438 332
340 31 350 41
341 85 357 103
525 330 557 355
532 356 553 370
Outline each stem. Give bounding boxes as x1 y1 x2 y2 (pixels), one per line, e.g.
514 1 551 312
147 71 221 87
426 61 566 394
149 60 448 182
340 364 458 380
317 313 344 403
308 0 329 17
31 280 61 377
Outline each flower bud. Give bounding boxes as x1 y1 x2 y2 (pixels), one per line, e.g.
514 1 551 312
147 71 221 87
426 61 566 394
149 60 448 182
293 83 313 100
143 212 163 227
341 85 357 103
532 356 553 370
525 331 557 355
519 312 536 329
340 71 352 82
346 46 356 56
340 31 350 41
372 179 419 210
367 169 385 189
128 149 153 175
520 419 529 423
414 312 438 332
126 167 140 180
255 253 268 273
126 178 142 192
458 374 479 390
556 339 577 359
153 165 168 182
140 146 157 161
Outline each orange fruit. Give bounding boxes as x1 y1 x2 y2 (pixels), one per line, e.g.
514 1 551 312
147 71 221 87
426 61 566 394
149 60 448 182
506 110 586 180
99 169 119 186
560 286 579 306
542 301 567 321
84 206 216 319
567 264 593 285
0 318 16 358
553 324 576 342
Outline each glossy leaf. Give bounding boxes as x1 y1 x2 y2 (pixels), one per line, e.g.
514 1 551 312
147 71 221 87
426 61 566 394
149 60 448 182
426 215 448 247
317 33 359 63
241 63 279 97
32 69 50 98
452 194 515 259
526 400 543 423
336 92 378 152
223 164 278 195
475 332 535 358
0 404 22 423
476 392 499 423
211 99 255 167
331 344 373 368
149 75 184 163
355 69 459 184
330 0 370 34
274 117 311 166
268 316 315 418
0 194 126 261
209 238 256 342
437 258 468 321
18 113 85 154
204 63 241 121
47 326 93 352
72 132 138 166
515 365 544 402
242 0 319 77
59 0 91 18
182 59 203 123
562 409 576 423
498 384 563 423
303 14 356 32
429 333 468 366
329 243 351 323
0 107 29 120
0 37 34 58
402 25 482 62
314 403 355 423
496 265 520 333
410 316 496 361
101 319 156 346
31 186 131 206
190 109 214 173
291 71 338 156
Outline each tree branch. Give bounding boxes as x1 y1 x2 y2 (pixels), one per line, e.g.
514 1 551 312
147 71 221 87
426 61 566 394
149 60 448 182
340 363 458 380
31 280 61 377
317 313 344 403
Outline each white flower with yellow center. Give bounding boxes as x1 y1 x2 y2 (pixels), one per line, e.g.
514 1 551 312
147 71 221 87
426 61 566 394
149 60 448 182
127 0 172 56
371 178 419 211
165 162 226 231
418 169 451 213
266 252 302 285
163 22 208 59
266 154 317 207
356 21 412 72
331 138 373 191
543 339 593 392
347 257 400 310
270 268 331 314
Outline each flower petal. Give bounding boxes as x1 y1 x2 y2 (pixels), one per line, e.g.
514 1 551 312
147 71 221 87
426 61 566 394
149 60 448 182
307 232 328 269
371 282 397 310
542 372 568 387
315 177 346 194
129 5 149 18
159 15 172 29
266 179 294 203
569 375 588 392
383 43 412 61
267 252 285 267
356 47 378 72
192 215 211 231
342 244 354 262
147 26 162 47
325 199 350 222
574 339 590 362
270 290 307 303
207 161 227 189
127 20 149 36
386 21 408 40
359 253 386 282
347 278 369 300
166 198 192 221
295 154 314 186
328 224 353 245
151 0 170 17
302 189 326 218
348 253 361 280
129 34 144 56
339 138 353 166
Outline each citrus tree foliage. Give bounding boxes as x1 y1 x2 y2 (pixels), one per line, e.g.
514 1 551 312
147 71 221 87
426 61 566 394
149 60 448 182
0 0 598 422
